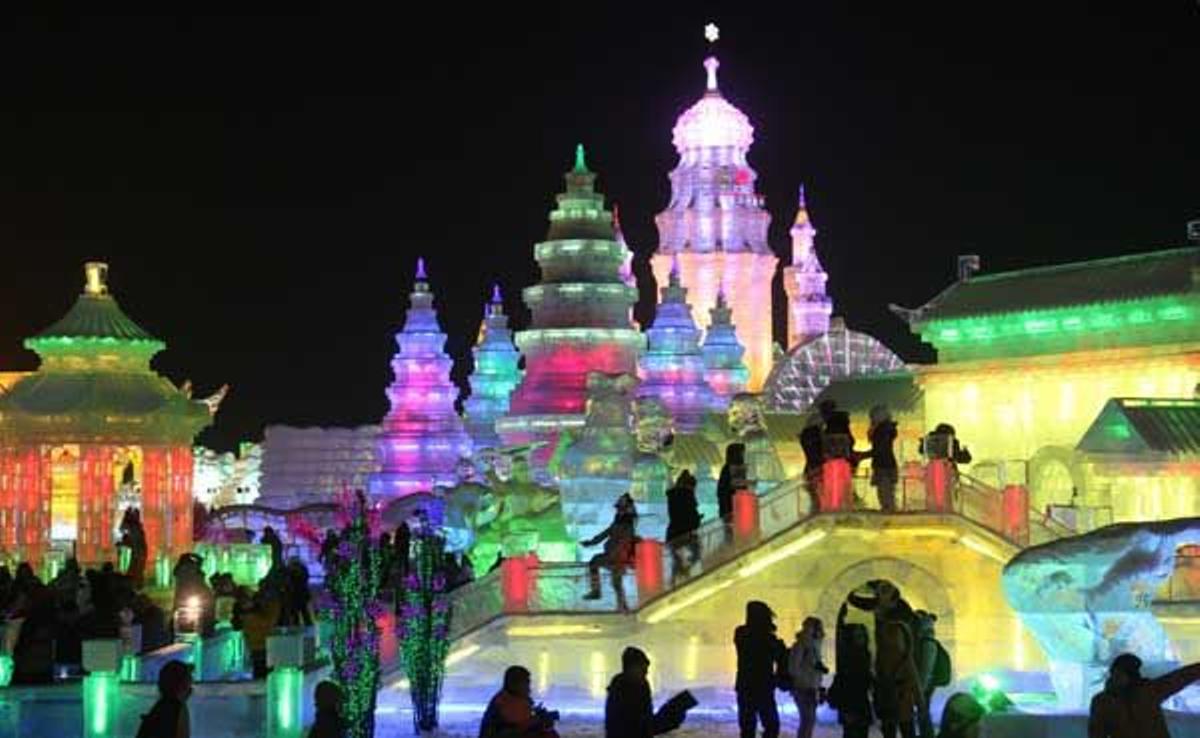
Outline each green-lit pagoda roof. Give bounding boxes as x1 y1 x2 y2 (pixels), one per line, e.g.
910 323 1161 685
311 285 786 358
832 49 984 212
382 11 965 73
0 262 218 445
896 247 1200 361
903 247 1197 324
26 262 163 352
1078 398 1200 459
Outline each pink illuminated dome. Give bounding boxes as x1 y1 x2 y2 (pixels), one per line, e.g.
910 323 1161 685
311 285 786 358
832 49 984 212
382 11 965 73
672 56 754 152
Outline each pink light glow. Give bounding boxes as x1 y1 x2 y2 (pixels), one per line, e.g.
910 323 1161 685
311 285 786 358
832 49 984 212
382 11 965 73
672 56 754 151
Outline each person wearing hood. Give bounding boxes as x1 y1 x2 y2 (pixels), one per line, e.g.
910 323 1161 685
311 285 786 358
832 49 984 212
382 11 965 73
666 470 702 581
789 616 828 738
735 600 788 738
582 494 639 610
798 415 824 513
827 602 874 738
868 405 899 512
308 680 347 738
605 646 676 738
1088 653 1200 738
717 443 748 542
936 693 984 738
849 581 920 738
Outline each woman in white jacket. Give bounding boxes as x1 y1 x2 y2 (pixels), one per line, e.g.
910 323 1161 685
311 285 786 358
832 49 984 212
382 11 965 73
789 617 827 738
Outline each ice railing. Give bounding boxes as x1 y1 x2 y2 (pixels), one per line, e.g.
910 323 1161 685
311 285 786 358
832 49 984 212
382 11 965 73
448 464 1077 637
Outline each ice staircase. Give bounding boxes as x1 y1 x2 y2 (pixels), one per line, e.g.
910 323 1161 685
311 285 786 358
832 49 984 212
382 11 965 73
447 469 1073 641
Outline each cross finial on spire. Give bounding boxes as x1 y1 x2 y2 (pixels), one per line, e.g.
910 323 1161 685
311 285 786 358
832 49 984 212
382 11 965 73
704 23 719 43
573 143 588 173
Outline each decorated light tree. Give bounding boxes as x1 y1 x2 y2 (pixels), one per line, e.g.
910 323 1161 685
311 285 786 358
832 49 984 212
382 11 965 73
399 527 453 733
320 491 383 738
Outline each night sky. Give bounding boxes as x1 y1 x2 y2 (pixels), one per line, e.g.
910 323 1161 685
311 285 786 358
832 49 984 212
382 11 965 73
0 7 1196 452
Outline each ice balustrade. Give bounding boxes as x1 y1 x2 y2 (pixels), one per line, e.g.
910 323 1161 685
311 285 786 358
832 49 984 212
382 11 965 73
448 461 1072 637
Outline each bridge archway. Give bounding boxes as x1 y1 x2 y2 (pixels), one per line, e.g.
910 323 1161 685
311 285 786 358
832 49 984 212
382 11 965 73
814 556 956 656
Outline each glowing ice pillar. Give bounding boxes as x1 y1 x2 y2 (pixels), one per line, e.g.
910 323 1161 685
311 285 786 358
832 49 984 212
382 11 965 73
266 633 305 738
82 640 123 738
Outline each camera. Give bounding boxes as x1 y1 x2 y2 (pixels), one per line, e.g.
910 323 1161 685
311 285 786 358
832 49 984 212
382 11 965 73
534 705 560 723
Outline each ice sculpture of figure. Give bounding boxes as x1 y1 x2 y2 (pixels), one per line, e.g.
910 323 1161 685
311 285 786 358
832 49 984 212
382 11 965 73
555 373 641 542
728 393 784 487
1002 518 1200 709
465 459 574 569
630 397 673 506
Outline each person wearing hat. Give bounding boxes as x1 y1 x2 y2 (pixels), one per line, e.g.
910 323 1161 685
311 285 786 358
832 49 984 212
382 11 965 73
605 646 679 738
734 600 788 738
666 470 702 582
867 405 899 512
1088 652 1200 738
582 493 639 610
136 659 193 738
936 692 984 738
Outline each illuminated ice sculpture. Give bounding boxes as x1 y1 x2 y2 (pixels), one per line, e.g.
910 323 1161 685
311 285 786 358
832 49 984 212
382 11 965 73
0 262 220 567
782 185 833 350
1003 518 1200 709
652 50 777 390
700 289 750 408
637 261 715 432
499 146 644 454
463 285 523 450
369 259 472 499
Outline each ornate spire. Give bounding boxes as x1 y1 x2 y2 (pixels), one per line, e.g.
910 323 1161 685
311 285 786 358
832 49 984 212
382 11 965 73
573 142 589 174
783 184 832 349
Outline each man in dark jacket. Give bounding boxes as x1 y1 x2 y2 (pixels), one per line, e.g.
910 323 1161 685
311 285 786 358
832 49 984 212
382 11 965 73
1088 653 1200 738
735 600 788 738
666 470 702 581
605 647 674 738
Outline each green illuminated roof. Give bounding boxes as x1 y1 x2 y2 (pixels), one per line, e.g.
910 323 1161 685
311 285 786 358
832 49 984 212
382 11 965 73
31 293 160 344
1077 398 1200 458
906 247 1197 324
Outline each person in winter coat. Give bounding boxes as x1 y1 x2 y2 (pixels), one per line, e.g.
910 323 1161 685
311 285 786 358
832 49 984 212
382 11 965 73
308 681 347 738
798 416 824 513
827 602 873 738
735 600 788 738
717 443 749 541
849 581 920 738
480 665 560 738
582 494 639 610
136 660 192 738
789 616 828 738
936 693 984 738
913 611 943 738
666 470 702 581
1088 653 1200 738
868 405 900 512
605 646 678 738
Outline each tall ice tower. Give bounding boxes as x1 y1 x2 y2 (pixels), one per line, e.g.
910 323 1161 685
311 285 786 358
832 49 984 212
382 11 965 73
782 185 832 349
652 24 778 389
499 146 644 449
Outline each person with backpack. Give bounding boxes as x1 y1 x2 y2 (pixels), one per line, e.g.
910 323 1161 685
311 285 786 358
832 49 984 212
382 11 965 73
849 580 921 738
788 616 828 738
914 611 950 738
